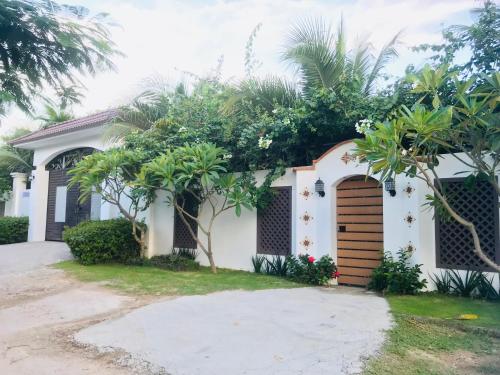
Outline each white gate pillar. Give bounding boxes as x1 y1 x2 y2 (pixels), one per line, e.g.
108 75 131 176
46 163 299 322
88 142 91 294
27 167 49 241
9 172 28 217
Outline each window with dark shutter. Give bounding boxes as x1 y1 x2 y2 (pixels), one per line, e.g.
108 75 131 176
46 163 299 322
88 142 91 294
435 178 499 271
257 186 292 256
173 195 199 249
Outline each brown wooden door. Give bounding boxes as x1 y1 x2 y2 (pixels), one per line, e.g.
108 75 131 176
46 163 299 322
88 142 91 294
336 176 383 286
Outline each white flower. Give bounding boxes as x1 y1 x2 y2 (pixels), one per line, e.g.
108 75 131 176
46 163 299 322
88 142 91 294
258 136 273 149
355 119 373 134
401 149 408 156
272 109 278 114
223 153 233 160
283 118 290 125
178 126 187 133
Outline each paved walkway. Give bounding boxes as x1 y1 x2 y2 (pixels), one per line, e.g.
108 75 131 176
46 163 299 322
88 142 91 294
76 287 392 375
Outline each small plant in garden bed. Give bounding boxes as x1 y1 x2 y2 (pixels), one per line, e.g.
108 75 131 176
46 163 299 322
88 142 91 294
127 252 200 271
368 249 426 295
252 253 337 286
287 254 337 285
431 269 500 301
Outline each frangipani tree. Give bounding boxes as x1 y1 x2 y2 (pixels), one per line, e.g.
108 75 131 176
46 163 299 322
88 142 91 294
69 149 154 256
139 143 260 273
354 66 499 272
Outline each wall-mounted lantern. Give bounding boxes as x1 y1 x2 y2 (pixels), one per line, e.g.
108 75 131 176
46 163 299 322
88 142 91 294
384 178 396 197
315 178 325 197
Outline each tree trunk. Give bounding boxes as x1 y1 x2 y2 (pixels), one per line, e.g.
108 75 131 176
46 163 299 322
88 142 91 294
207 234 217 274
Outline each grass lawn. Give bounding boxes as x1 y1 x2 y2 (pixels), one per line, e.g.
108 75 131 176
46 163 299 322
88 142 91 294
55 260 303 296
364 293 500 375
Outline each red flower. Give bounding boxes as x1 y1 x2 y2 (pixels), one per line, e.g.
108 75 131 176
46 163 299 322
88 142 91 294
333 271 340 278
307 256 315 263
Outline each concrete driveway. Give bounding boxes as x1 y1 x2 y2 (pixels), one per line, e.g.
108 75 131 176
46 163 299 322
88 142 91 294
0 241 72 276
76 288 392 375
0 242 139 375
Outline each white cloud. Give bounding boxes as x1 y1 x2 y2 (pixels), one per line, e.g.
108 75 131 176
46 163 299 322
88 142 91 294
0 0 473 135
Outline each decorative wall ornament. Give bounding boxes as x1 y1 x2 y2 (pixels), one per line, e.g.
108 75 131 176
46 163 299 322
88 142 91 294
403 183 415 198
300 211 313 225
403 212 416 227
299 236 313 250
300 187 311 200
403 241 416 254
340 152 356 165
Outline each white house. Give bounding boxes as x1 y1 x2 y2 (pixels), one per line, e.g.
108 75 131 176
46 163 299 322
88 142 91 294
8 110 500 288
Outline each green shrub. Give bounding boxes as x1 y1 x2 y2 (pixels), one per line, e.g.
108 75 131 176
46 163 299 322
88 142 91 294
287 254 337 285
0 216 29 244
63 219 140 265
149 254 200 271
126 251 200 271
368 250 427 295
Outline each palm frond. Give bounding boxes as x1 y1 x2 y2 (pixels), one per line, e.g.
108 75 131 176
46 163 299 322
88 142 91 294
283 17 343 91
0 148 32 172
104 90 171 142
364 31 402 95
226 76 300 114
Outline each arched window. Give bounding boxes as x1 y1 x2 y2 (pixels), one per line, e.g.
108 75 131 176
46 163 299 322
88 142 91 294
45 147 95 170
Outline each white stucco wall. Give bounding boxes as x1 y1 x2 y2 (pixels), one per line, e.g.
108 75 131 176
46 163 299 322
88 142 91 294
295 141 499 290
294 141 413 262
15 126 499 289
146 169 296 271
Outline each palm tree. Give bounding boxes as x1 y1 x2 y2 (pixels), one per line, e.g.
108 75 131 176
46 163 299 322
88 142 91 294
105 87 173 142
37 104 74 127
228 18 400 113
224 76 300 114
283 18 401 96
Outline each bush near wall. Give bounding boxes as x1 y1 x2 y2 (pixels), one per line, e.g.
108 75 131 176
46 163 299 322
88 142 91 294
0 216 29 244
63 219 140 265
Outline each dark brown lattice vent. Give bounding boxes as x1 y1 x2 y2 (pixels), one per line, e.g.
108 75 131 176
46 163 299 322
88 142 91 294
436 178 499 271
173 195 198 249
257 187 292 256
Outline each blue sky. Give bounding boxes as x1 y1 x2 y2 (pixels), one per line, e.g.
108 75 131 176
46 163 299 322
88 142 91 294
0 0 477 134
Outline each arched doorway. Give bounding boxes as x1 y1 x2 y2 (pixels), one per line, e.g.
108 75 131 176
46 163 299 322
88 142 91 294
336 176 383 286
45 148 96 241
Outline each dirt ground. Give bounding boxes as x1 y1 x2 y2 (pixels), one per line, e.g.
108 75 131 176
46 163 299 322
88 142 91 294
0 266 163 375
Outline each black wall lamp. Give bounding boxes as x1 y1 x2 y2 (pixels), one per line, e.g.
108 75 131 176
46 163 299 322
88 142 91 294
315 178 325 197
384 178 396 197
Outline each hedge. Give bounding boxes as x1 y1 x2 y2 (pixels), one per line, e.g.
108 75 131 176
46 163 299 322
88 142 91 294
63 219 140 265
0 216 29 244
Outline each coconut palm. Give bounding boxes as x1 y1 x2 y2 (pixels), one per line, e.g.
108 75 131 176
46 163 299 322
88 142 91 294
283 18 401 95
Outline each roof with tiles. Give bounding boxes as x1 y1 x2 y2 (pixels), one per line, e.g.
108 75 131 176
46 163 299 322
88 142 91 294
9 109 119 146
